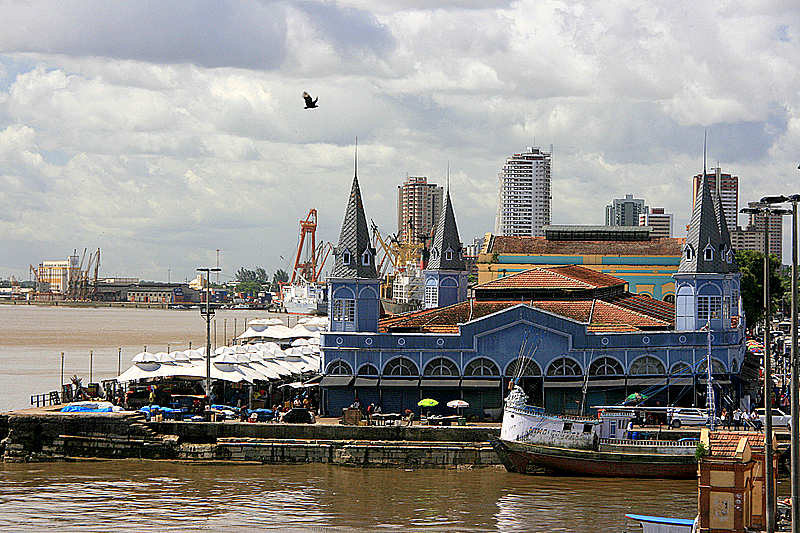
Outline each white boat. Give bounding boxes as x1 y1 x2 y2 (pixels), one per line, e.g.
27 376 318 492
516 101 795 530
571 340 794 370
281 282 327 315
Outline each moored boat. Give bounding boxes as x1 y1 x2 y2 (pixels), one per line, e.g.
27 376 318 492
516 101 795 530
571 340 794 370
492 385 698 478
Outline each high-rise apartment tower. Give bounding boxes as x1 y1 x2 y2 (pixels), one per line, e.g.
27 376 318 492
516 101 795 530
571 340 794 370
639 207 673 238
397 176 443 245
494 146 552 237
606 194 648 226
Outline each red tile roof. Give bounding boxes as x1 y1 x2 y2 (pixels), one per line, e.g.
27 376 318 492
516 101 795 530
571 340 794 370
489 236 684 256
380 298 672 334
476 265 626 291
707 431 765 458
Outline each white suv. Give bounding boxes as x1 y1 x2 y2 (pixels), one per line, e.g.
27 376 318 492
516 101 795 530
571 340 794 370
667 407 717 428
754 408 791 428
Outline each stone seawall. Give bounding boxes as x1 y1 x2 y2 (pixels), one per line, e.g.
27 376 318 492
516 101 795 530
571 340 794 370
0 412 501 468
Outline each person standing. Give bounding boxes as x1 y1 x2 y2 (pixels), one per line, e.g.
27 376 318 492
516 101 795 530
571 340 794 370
741 409 751 431
733 408 741 430
721 408 729 430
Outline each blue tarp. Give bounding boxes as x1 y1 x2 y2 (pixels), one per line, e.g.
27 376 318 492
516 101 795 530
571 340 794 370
61 404 114 413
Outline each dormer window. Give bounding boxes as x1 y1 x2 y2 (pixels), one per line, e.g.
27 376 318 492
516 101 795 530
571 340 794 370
445 248 453 261
361 250 371 266
431 248 439 259
704 243 714 261
684 244 695 261
342 251 351 265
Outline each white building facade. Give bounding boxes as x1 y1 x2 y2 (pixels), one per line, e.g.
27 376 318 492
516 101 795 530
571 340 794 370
494 146 552 237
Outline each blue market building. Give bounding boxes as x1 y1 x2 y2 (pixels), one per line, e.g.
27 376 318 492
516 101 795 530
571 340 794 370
319 171 754 419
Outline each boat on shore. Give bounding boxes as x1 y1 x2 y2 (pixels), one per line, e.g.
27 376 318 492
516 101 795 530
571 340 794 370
491 385 698 478
280 282 327 315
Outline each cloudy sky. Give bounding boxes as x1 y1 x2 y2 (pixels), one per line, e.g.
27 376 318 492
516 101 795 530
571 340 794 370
1 0 799 284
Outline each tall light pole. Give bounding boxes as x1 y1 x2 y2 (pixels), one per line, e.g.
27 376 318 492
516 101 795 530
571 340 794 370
743 203 791 533
197 267 221 400
761 193 800 532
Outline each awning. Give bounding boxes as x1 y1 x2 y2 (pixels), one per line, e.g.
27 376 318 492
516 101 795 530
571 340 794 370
626 377 665 386
543 380 585 388
353 377 379 387
319 376 353 387
420 379 461 388
460 379 501 388
699 379 732 385
669 377 694 386
585 379 626 388
380 378 420 387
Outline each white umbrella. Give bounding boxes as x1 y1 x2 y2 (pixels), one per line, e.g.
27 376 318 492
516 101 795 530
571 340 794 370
447 399 469 409
291 338 310 347
117 362 161 382
131 351 151 363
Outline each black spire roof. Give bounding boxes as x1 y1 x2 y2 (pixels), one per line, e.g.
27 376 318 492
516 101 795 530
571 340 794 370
331 175 378 279
427 189 465 271
678 173 737 274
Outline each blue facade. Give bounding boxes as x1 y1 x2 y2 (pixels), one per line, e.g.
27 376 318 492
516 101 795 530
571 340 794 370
423 270 468 309
320 303 746 417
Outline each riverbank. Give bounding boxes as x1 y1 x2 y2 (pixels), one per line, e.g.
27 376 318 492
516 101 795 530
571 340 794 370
0 299 174 309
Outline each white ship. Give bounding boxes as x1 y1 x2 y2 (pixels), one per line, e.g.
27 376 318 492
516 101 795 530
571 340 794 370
281 282 327 315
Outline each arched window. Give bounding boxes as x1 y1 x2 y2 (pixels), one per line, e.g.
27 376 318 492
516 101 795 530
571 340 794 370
505 358 542 377
589 357 623 376
464 357 500 376
697 359 726 375
670 361 692 375
326 360 353 375
357 364 379 376
547 357 581 376
684 244 695 261
663 294 675 304
424 358 459 376
629 356 666 375
384 357 419 376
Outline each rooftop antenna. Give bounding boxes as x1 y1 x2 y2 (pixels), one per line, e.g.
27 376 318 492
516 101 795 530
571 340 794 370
354 136 358 178
447 161 450 192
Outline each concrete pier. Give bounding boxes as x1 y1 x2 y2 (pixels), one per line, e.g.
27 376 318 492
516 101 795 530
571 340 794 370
0 411 501 468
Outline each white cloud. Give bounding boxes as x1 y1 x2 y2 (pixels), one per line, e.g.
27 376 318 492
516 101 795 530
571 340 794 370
0 0 799 280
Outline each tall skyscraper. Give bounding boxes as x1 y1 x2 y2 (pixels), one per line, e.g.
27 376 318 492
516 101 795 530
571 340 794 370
692 167 738 231
397 176 443 245
745 201 784 262
639 207 673 238
606 194 648 226
494 146 552 237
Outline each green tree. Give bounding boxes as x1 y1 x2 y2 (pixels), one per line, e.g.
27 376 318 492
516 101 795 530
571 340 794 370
735 250 786 326
271 269 289 292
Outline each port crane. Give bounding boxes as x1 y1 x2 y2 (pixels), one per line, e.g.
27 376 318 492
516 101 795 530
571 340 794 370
289 209 331 284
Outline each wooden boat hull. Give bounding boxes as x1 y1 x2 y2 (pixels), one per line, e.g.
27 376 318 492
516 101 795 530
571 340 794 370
491 437 698 479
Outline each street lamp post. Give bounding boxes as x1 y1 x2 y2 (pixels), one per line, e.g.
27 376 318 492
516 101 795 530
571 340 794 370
761 193 800 533
744 202 792 533
197 267 221 402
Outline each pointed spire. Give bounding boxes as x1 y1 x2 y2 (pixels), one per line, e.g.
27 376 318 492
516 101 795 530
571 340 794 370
679 173 736 274
427 188 465 271
331 142 377 279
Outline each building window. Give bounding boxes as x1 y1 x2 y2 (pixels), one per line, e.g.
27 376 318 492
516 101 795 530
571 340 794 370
464 357 500 376
332 299 355 321
362 250 371 266
445 249 453 261
342 251 351 265
384 357 419 376
698 296 721 319
670 362 692 376
358 364 379 376
326 360 353 375
424 286 438 308
424 358 458 376
588 357 623 376
547 357 581 376
698 359 726 375
704 244 714 261
629 356 665 375
684 245 694 261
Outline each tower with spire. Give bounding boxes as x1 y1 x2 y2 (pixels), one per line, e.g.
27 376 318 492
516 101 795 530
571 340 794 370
327 164 381 332
673 170 741 332
422 188 468 309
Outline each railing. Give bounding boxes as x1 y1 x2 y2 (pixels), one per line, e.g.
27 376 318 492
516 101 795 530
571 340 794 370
600 437 697 447
30 391 61 408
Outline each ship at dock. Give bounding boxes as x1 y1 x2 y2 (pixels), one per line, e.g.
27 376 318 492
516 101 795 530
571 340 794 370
280 209 331 315
491 384 699 478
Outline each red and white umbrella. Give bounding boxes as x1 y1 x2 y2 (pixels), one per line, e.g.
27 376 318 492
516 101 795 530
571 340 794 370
446 399 469 409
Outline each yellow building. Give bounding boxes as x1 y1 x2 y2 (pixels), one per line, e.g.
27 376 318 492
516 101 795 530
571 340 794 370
477 227 683 301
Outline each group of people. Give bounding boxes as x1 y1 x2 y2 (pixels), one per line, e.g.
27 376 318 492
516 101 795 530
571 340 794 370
720 407 763 431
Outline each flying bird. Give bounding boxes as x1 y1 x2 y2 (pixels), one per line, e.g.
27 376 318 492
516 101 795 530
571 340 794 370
303 92 318 109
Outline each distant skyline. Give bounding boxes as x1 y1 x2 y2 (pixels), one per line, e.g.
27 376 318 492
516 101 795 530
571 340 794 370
1 1 799 283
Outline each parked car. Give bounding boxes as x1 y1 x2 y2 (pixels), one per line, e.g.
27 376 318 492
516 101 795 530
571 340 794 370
667 407 718 428
754 408 791 428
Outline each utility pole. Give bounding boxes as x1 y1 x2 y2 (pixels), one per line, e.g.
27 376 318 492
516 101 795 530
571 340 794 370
197 267 221 400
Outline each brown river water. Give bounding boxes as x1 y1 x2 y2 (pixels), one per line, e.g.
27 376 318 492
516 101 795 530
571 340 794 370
0 305 715 531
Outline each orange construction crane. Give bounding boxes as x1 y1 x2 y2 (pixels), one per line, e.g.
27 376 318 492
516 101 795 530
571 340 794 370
290 209 319 284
